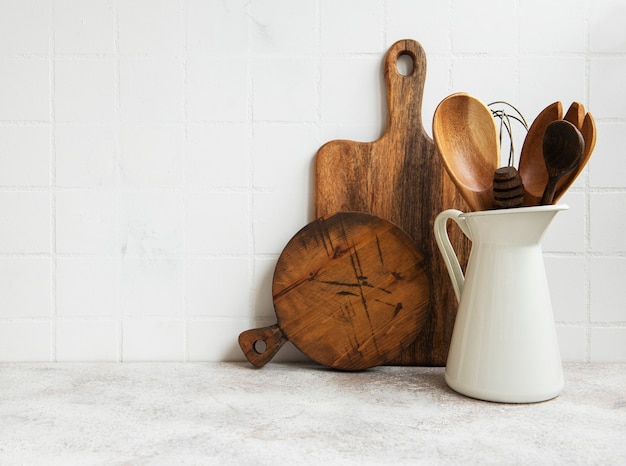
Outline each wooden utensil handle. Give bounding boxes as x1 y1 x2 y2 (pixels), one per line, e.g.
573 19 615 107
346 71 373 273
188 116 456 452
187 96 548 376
238 324 287 368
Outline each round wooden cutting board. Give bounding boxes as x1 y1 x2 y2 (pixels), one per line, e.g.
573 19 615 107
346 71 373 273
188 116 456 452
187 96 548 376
239 212 430 370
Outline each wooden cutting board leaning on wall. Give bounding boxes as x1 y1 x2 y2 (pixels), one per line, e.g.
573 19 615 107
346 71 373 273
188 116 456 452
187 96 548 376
315 39 471 366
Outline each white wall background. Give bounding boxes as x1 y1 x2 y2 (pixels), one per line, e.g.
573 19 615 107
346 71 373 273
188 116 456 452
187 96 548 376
0 0 624 362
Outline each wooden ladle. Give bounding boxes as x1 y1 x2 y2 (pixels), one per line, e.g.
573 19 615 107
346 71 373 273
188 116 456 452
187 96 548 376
433 93 500 211
540 120 584 205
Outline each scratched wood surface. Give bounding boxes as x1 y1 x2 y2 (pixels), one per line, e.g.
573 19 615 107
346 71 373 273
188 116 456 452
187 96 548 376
314 39 471 366
239 212 430 370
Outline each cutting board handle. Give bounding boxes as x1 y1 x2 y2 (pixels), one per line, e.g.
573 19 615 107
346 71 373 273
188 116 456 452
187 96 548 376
383 39 427 134
238 324 287 368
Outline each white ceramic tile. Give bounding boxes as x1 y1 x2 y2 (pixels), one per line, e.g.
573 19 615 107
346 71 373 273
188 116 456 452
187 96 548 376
120 125 183 187
451 0 515 54
319 123 385 145
0 0 623 362
590 192 626 253
590 257 626 323
186 58 248 122
56 320 119 361
555 326 587 362
120 58 184 123
421 56 452 139
589 123 626 188
185 125 249 188
253 125 317 190
386 0 451 55
0 126 50 186
519 0 585 54
249 0 317 56
186 192 249 254
55 59 117 123
0 321 51 362
0 0 50 55
519 57 586 122
320 0 383 54
54 0 116 55
187 318 253 361
0 192 50 253
118 0 183 56
56 190 118 254
588 0 626 53
186 257 250 317
590 58 626 119
121 257 183 317
252 57 318 122
0 59 50 121
56 257 119 317
186 0 248 56
320 57 383 126
119 191 182 257
590 327 626 362
253 257 277 319
0 257 51 318
545 256 586 323
122 319 185 361
541 192 585 253
451 57 517 106
55 125 119 188
254 190 310 255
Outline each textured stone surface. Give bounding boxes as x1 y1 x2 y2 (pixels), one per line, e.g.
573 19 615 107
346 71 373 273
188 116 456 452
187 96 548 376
0 362 624 464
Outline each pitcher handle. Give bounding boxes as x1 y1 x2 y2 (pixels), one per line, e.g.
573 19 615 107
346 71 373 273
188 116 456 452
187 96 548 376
434 209 471 302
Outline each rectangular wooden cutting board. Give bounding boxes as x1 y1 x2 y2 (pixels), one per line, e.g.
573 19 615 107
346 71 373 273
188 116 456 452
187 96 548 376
314 39 471 366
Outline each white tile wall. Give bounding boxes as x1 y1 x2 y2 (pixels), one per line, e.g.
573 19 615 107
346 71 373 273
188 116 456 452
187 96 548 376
0 0 624 362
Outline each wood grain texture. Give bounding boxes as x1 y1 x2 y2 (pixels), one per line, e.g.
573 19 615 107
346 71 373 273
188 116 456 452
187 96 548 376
432 92 500 212
540 120 584 205
314 39 470 366
239 212 431 370
519 102 564 205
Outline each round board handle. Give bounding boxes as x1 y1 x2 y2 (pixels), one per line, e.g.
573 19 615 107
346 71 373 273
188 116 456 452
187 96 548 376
238 324 287 368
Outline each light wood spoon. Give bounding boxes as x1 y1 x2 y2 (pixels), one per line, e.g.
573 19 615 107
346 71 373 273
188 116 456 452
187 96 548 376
518 101 563 206
433 93 500 211
540 120 584 205
564 101 585 129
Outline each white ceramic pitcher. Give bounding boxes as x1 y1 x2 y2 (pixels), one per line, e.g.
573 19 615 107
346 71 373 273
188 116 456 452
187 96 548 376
434 205 567 403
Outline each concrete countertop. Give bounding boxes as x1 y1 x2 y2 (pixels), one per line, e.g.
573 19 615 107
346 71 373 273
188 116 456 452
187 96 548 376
0 362 624 465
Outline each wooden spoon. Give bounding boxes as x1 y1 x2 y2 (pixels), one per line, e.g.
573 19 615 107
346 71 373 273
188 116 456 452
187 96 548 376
553 111 597 203
433 93 500 211
518 101 563 206
564 101 585 129
540 120 584 205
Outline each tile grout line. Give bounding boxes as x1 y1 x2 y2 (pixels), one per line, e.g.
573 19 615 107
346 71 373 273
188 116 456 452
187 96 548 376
181 0 189 362
583 0 593 363
113 0 123 362
447 0 453 91
247 1 257 329
49 1 57 363
515 0 521 105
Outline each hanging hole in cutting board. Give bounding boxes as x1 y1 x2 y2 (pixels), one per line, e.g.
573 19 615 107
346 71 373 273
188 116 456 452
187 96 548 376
253 340 267 354
396 52 414 76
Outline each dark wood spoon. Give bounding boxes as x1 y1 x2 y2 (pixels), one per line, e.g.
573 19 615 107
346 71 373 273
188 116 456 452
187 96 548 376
518 102 563 206
540 120 584 205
